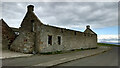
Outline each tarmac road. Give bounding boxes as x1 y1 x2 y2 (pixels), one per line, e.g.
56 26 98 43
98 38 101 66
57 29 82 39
57 47 119 66
1 46 118 67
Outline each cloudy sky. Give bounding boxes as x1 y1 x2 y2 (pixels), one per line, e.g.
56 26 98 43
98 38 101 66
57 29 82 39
1 2 119 44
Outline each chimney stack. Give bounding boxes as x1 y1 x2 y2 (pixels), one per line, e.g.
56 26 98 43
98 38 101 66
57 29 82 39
86 25 90 29
27 5 34 11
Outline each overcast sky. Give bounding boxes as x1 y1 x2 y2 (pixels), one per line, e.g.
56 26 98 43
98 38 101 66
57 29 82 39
1 2 119 43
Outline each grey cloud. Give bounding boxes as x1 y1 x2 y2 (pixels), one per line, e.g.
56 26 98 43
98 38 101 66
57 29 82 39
2 2 118 29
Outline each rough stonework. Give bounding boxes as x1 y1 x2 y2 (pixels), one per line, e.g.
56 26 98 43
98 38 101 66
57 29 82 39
38 24 97 53
4 5 98 54
10 32 35 53
1 19 16 50
0 19 2 49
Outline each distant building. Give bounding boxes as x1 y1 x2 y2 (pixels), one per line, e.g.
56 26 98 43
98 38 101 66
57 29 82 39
2 5 98 54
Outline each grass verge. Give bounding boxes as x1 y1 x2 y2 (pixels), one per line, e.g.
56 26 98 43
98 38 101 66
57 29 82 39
98 43 120 47
40 47 98 55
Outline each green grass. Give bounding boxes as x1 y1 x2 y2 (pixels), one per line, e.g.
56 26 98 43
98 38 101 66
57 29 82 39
40 43 120 55
40 51 63 55
98 43 120 47
40 47 98 55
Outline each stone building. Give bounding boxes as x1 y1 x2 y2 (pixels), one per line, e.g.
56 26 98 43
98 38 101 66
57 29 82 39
9 5 98 54
1 19 16 50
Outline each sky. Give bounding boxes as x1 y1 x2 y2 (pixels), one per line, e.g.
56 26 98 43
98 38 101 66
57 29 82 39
1 2 119 44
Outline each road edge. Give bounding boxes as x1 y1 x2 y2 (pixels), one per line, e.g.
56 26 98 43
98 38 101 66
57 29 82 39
33 47 112 67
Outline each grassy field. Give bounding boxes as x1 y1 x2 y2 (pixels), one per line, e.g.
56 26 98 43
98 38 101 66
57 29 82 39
98 43 120 47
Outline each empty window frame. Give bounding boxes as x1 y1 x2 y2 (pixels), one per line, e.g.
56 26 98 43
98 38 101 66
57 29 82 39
32 23 35 32
31 20 35 32
31 20 34 22
48 35 52 45
58 36 61 45
74 32 76 35
84 33 86 36
61 29 63 33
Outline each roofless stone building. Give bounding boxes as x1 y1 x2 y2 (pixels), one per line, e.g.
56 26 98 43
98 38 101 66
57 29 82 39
1 19 16 50
9 5 98 54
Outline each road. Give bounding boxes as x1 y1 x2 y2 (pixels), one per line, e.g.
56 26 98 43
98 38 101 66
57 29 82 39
2 47 118 66
57 47 118 66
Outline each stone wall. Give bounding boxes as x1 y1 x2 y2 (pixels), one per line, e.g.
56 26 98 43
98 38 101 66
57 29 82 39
1 19 16 50
37 24 97 53
10 5 43 53
0 19 2 49
8 5 98 54
10 32 35 53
